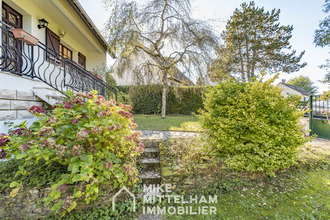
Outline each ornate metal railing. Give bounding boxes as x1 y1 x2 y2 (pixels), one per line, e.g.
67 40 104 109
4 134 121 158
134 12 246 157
0 21 117 100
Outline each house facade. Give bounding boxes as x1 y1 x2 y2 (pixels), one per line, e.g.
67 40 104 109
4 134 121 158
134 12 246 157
112 49 193 87
0 0 116 133
277 80 312 102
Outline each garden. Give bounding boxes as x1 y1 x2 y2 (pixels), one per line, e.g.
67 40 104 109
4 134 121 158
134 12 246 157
0 77 329 219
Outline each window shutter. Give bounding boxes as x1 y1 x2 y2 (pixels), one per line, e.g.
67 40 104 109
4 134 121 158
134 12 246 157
78 52 86 69
46 28 60 60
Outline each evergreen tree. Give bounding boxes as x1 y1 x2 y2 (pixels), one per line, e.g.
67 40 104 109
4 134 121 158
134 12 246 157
314 0 330 85
210 1 306 82
314 0 330 47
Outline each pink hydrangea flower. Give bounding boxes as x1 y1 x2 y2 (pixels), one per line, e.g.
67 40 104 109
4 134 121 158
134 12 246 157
28 105 45 114
97 111 106 118
63 102 73 109
126 135 133 141
18 144 30 152
37 127 55 137
76 129 90 141
72 97 86 105
0 149 7 159
71 118 79 124
118 110 133 119
91 126 102 135
71 145 84 156
46 117 58 124
0 134 9 147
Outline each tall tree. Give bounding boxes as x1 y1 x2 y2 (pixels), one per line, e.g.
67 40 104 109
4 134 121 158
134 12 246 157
314 0 330 48
314 0 330 85
210 1 306 82
287 76 318 94
104 0 218 118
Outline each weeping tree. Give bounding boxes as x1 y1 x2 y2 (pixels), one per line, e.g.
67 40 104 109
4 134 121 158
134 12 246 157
104 0 218 118
209 1 306 82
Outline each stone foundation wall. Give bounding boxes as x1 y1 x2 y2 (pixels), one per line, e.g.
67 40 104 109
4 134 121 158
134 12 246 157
0 89 49 121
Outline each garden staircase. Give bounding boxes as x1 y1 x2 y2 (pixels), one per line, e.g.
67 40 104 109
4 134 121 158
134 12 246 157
139 139 162 185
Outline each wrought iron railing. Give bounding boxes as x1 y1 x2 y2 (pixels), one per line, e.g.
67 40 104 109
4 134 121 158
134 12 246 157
0 21 117 100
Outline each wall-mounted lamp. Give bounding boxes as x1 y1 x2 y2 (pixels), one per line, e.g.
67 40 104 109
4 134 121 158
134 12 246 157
59 30 66 38
37 18 49 29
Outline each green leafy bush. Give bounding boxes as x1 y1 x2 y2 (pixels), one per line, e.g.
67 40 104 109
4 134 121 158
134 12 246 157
200 77 309 175
127 85 205 115
0 90 143 215
0 159 68 193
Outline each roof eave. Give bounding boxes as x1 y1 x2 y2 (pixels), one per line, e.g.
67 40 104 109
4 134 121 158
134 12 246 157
67 0 116 58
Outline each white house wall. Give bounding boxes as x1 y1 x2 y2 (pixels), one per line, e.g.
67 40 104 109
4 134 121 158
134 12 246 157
112 50 189 86
0 0 106 70
112 50 162 86
277 84 309 102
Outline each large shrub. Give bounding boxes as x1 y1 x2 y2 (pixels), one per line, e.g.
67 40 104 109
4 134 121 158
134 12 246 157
200 78 309 175
0 91 143 215
128 85 205 115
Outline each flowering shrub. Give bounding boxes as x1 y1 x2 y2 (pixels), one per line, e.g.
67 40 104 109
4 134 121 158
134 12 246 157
1 90 143 215
200 77 309 176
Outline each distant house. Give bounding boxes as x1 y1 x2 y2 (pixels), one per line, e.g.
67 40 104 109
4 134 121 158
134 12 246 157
112 49 193 86
0 0 116 133
277 80 312 101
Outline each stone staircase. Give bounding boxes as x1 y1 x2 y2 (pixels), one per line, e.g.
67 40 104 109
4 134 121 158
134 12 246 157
139 139 162 185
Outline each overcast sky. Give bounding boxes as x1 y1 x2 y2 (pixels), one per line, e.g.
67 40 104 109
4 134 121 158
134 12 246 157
79 0 329 93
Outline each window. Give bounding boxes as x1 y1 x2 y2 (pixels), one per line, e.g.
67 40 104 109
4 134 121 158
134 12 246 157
2 3 22 28
46 28 72 62
78 52 86 68
60 44 72 60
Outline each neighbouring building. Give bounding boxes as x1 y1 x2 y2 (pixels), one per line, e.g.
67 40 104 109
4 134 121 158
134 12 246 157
112 49 194 86
0 0 116 133
277 79 312 102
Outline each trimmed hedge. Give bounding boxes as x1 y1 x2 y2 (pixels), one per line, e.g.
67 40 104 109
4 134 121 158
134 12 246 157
117 85 205 115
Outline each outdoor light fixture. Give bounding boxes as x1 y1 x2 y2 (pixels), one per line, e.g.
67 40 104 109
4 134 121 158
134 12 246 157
59 29 66 38
37 18 48 29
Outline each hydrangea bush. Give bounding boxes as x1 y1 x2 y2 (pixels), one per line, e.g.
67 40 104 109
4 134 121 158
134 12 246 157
0 90 143 214
200 77 309 176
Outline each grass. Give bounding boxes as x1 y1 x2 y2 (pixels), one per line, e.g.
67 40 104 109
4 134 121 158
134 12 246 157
162 167 329 220
158 138 330 219
133 114 202 132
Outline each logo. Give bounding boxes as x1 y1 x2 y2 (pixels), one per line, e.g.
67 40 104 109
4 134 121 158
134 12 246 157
112 186 136 212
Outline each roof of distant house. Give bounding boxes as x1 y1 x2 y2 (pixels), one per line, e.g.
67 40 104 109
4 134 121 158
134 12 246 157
67 0 115 58
153 57 194 86
279 82 313 96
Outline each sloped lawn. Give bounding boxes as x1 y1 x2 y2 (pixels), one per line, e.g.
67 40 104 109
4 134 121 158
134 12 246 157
160 139 330 220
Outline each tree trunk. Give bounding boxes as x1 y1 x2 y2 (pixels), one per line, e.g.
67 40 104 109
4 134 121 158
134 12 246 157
161 70 168 119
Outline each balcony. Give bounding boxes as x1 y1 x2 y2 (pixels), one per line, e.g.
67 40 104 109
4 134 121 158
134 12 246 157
0 21 117 100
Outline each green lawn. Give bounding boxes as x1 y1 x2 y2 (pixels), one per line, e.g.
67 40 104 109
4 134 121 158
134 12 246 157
162 167 330 220
133 115 202 132
159 138 330 220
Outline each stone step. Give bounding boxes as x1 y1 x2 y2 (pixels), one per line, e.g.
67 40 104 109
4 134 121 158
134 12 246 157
141 158 160 171
140 171 161 184
142 147 159 158
141 139 162 148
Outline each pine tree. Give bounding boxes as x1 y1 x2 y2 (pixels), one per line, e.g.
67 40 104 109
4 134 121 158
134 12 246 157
314 0 330 85
210 1 306 82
